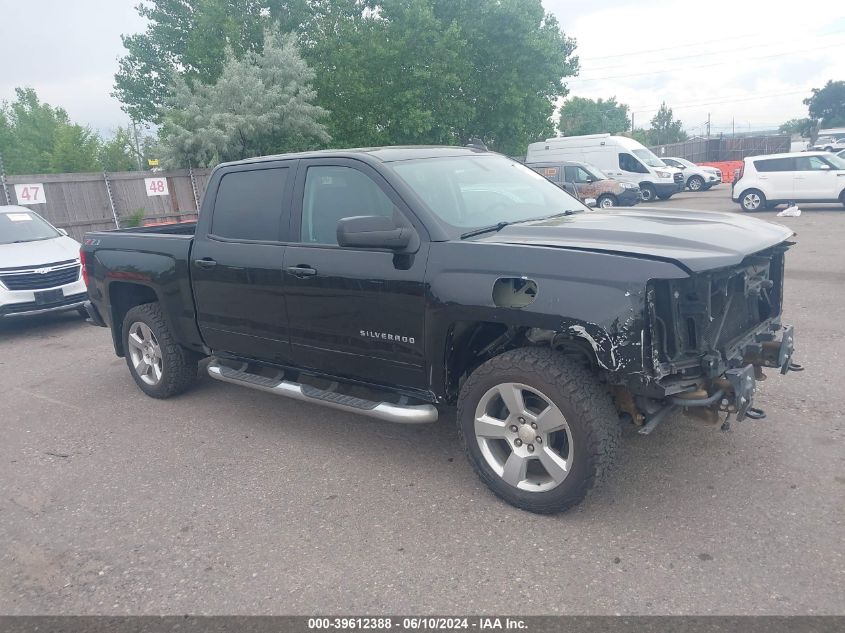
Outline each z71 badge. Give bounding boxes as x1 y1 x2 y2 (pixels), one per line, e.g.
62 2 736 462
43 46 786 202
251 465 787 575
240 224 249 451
360 330 416 344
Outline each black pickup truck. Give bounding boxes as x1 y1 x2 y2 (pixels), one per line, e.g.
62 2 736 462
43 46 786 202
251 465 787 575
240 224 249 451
82 146 799 513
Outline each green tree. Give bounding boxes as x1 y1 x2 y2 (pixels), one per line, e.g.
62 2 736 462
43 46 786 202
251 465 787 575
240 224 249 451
0 87 103 175
115 0 578 155
647 102 687 145
804 80 845 128
558 97 630 136
99 127 143 171
50 125 101 173
159 30 329 167
779 117 818 140
114 0 313 124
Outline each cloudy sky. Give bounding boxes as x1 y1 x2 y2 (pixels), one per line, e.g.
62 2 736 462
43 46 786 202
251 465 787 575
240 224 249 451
1 0 844 138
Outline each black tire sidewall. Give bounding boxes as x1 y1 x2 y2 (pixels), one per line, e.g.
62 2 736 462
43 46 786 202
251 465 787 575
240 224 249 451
640 184 656 202
597 194 616 208
740 189 765 212
457 352 611 512
122 303 196 398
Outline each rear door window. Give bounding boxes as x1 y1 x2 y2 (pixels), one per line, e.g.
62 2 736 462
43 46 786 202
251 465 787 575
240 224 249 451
754 158 795 172
211 167 290 241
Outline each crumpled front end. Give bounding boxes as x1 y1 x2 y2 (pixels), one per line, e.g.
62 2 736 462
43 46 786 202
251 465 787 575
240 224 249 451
621 242 800 432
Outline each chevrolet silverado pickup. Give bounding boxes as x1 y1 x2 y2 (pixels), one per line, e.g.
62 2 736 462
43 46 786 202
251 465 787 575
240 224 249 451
81 146 799 514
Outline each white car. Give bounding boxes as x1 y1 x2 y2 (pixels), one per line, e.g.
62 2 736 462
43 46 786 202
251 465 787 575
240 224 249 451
0 206 88 318
810 136 845 152
731 151 845 211
662 157 722 191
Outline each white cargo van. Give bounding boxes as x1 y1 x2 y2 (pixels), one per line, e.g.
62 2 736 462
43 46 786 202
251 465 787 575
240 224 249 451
526 134 684 202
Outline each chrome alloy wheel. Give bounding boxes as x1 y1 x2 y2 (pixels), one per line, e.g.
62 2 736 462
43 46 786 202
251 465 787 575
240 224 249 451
473 382 574 492
126 321 163 386
742 192 762 211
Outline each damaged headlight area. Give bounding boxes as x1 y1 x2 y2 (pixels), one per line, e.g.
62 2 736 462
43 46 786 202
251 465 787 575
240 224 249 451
629 244 800 432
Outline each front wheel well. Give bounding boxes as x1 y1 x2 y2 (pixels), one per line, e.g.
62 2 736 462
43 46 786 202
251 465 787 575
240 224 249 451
108 282 159 356
444 322 600 403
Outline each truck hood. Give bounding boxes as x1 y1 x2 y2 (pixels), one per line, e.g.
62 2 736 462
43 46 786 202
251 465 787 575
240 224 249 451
475 207 794 273
0 235 81 269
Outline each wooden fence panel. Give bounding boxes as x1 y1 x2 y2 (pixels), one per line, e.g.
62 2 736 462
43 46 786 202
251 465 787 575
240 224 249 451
2 168 216 241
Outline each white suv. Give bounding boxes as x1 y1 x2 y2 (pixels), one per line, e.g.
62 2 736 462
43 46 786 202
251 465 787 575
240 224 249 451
662 157 722 191
1 206 88 318
732 151 845 211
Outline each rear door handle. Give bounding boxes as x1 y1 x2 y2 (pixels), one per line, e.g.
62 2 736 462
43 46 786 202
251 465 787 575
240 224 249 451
194 258 217 269
286 265 317 278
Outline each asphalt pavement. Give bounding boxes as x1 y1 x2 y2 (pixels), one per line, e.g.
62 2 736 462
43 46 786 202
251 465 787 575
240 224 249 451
1 188 843 615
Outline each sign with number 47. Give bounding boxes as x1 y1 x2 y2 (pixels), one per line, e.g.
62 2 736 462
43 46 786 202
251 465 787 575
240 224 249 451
145 177 169 197
14 184 47 205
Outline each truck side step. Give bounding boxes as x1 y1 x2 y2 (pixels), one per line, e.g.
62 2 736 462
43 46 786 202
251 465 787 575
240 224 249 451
207 360 438 424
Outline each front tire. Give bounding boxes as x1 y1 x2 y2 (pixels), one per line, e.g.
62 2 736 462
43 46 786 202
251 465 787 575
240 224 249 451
122 302 199 399
687 175 705 191
457 348 620 514
597 194 617 208
739 189 766 212
639 183 657 202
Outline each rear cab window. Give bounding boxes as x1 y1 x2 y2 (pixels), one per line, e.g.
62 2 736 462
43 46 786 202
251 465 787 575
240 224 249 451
211 167 291 241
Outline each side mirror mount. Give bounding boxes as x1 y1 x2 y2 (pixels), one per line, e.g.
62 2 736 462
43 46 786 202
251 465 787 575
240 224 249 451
584 197 597 208
337 215 413 250
819 163 831 170
58 228 68 236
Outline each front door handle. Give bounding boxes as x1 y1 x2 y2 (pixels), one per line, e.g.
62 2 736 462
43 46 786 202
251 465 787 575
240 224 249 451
194 258 217 269
286 265 317 278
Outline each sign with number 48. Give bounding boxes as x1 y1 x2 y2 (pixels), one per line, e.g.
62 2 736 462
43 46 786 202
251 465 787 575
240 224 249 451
145 177 169 197
14 184 47 205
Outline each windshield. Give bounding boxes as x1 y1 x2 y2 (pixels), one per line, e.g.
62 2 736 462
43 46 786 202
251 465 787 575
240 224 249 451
0 210 60 245
632 148 667 168
391 155 587 230
582 164 609 180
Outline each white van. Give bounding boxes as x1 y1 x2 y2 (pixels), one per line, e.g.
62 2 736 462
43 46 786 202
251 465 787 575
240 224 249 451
526 134 684 202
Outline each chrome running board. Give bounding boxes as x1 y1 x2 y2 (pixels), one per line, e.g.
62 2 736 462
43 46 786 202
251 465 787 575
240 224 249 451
207 360 438 424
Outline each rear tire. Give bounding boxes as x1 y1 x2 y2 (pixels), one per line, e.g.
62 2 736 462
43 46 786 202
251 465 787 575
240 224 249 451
122 302 199 399
597 194 617 208
457 347 620 514
639 183 657 202
77 306 89 319
739 189 766 212
687 175 705 191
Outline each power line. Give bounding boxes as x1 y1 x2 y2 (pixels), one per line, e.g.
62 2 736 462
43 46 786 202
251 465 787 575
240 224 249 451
580 30 845 72
578 32 767 61
629 90 809 113
568 40 845 83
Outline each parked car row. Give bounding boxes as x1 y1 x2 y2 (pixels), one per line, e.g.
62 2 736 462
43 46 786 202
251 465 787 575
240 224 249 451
0 206 88 319
524 134 723 206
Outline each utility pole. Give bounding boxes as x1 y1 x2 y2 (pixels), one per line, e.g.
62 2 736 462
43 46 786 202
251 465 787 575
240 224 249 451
706 113 711 139
631 111 635 133
732 117 735 137
130 119 143 170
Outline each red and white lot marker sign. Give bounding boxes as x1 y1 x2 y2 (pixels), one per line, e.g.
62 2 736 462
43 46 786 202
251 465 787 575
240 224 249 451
14 183 47 205
144 177 169 197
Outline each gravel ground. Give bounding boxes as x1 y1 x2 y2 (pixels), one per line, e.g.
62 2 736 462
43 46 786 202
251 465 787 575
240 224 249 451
1 188 843 615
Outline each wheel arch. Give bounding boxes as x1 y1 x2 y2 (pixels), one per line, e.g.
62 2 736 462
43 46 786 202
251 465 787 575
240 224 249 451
442 320 604 405
107 281 161 356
